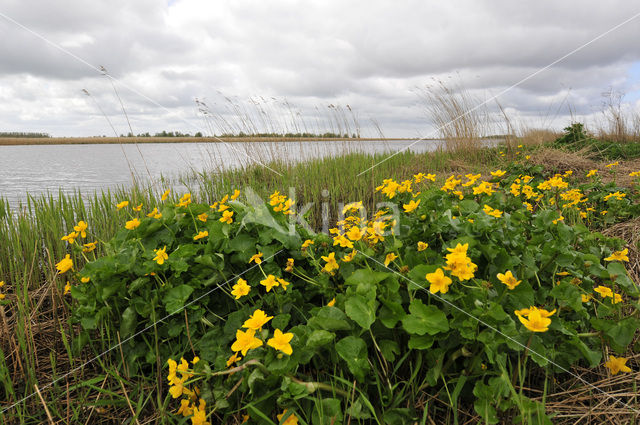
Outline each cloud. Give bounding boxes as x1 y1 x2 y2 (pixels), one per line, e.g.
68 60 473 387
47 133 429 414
0 0 639 137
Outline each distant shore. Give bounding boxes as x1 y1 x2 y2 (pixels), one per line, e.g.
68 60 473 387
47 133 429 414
0 136 418 146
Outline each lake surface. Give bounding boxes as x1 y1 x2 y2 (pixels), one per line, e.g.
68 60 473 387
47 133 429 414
0 139 444 207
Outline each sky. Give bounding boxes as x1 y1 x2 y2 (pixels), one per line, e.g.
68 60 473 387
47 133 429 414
0 0 639 138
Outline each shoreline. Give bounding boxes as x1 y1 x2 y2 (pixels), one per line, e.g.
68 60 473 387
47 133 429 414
0 136 422 146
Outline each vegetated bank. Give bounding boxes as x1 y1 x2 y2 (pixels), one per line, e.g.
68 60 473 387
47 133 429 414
1 127 640 424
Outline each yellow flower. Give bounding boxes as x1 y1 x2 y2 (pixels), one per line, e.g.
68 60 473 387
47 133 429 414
605 161 619 168
61 231 78 244
191 400 210 425
321 252 339 273
219 210 234 224
403 199 421 213
426 268 452 294
64 281 71 295
552 215 564 224
483 205 503 218
515 306 555 332
230 189 241 200
125 218 140 230
243 309 273 330
413 172 426 183
161 189 170 201
169 381 186 398
73 221 88 238
147 207 162 219
177 193 192 207
55 254 73 274
346 226 363 241
587 169 598 177
226 352 242 367
260 275 279 292
613 293 623 304
604 355 631 375
342 249 357 262
302 239 314 249
285 258 294 272
604 249 629 262
197 213 208 222
132 203 143 212
472 181 494 196
417 241 428 251
153 246 169 265
497 271 521 290
594 285 613 298
629 171 640 177
333 234 354 249
327 298 336 307
277 278 291 291
231 328 263 356
277 410 299 425
384 253 398 267
249 252 263 264
116 200 129 210
176 399 193 417
342 201 363 214
193 230 208 241
82 240 98 252
490 170 506 178
581 294 592 303
231 278 250 299
267 328 294 355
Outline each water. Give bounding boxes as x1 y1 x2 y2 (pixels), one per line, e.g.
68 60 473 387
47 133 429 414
0 139 443 206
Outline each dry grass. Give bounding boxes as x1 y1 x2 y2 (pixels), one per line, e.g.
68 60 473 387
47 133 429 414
417 80 490 156
528 146 599 175
518 128 561 147
602 216 640 286
537 363 640 425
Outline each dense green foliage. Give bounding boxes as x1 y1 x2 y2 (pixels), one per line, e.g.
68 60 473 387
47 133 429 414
66 164 640 424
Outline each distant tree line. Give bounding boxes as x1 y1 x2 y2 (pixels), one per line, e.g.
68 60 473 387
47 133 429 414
218 132 358 138
119 131 204 137
118 131 357 138
0 132 50 138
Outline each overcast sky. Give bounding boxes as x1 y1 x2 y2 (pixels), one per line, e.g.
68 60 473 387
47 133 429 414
0 0 639 138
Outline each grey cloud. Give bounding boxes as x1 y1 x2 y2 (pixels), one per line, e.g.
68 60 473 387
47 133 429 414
0 0 639 137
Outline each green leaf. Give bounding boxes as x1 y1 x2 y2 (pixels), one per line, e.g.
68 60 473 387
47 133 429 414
345 269 390 287
378 339 400 362
307 330 336 348
378 300 406 328
408 334 434 350
345 294 377 330
272 314 291 330
335 336 370 382
163 284 194 313
308 307 352 331
119 306 137 338
401 299 449 335
228 233 256 253
312 398 342 425
550 282 583 312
